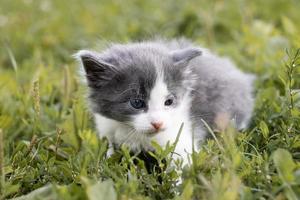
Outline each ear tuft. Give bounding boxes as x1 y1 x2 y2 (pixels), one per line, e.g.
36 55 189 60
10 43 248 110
171 48 202 64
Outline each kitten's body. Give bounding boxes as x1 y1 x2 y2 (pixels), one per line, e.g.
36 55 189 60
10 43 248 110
76 38 254 164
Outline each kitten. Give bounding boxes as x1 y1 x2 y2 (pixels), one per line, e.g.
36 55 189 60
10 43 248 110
75 38 255 165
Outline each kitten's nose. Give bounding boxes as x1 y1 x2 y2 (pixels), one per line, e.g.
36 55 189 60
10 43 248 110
151 122 163 130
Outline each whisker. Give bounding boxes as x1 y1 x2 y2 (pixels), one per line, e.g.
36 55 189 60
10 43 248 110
118 87 136 96
189 113 215 119
123 129 138 145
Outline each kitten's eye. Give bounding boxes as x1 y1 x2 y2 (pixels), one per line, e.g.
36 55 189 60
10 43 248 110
164 98 173 106
130 99 146 109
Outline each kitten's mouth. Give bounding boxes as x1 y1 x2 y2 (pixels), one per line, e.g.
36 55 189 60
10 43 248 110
145 128 165 137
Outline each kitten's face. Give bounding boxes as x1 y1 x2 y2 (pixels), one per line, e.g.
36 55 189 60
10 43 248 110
77 45 201 136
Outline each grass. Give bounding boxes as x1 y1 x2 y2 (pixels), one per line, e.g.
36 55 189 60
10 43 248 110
0 0 300 199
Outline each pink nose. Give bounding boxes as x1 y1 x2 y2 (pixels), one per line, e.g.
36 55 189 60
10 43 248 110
151 122 163 130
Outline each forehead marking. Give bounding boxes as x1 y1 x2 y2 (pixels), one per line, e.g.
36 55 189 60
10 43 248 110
148 71 169 110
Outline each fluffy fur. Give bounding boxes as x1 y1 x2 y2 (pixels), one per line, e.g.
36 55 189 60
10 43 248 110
75 38 255 164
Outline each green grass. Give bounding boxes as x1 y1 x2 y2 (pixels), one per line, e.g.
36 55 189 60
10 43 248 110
1 0 300 199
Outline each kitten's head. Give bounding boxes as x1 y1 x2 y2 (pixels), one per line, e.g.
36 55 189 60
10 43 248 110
76 43 201 135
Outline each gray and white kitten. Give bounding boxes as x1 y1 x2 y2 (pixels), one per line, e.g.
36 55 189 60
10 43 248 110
76 38 254 165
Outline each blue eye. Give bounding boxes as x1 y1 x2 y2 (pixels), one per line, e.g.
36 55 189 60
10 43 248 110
130 99 146 109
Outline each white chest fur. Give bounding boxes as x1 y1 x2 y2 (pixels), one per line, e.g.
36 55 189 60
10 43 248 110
94 114 194 164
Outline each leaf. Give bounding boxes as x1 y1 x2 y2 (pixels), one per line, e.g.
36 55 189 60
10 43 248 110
273 148 298 200
83 178 117 200
179 180 193 200
10 184 55 200
150 140 163 155
88 180 117 200
4 182 20 198
278 75 287 87
259 121 269 139
273 148 296 183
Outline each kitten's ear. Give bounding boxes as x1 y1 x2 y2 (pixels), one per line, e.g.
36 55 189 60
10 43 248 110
171 48 202 65
75 50 118 88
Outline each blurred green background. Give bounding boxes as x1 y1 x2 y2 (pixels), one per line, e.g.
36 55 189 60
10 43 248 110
1 0 300 199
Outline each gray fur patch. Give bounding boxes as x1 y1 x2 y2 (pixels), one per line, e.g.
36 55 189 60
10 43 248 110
77 47 161 122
